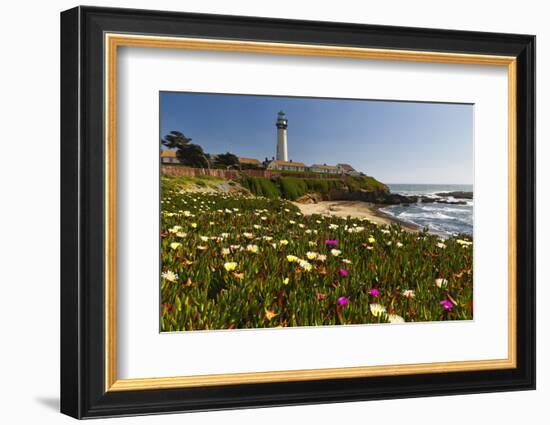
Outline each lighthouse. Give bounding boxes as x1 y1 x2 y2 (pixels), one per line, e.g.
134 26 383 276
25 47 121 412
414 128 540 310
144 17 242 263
276 111 288 161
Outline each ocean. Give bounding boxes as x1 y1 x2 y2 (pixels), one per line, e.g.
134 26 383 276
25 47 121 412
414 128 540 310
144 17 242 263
381 184 473 237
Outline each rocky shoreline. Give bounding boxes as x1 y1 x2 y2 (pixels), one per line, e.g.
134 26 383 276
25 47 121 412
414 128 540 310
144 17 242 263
296 189 473 206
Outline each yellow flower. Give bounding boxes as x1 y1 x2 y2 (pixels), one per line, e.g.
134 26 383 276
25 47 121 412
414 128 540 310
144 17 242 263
191 223 197 228
368 236 376 244
306 251 318 260
282 277 290 285
280 239 289 246
287 255 299 263
224 262 238 272
396 242 403 248
246 244 259 254
264 307 278 321
170 242 182 250
330 249 341 257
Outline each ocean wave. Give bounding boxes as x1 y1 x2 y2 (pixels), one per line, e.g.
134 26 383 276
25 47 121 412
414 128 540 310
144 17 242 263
398 211 455 220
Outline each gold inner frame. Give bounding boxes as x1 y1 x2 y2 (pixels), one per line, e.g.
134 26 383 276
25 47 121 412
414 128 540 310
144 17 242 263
104 33 517 392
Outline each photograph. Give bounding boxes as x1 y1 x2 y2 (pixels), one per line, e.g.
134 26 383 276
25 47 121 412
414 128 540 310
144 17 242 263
159 92 474 331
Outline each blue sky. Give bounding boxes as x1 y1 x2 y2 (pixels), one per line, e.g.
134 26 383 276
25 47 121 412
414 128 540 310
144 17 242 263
160 92 473 184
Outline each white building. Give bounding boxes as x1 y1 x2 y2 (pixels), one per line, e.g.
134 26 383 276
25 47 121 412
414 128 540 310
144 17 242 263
275 111 288 161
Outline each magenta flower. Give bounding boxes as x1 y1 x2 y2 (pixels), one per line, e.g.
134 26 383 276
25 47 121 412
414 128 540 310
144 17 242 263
368 288 380 297
337 296 349 306
440 299 453 310
339 268 349 277
325 239 338 246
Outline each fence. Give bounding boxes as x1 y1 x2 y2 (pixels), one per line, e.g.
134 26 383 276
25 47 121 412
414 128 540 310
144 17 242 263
161 165 279 179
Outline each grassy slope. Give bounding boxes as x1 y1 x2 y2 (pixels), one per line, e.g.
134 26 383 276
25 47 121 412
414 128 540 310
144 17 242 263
241 175 388 201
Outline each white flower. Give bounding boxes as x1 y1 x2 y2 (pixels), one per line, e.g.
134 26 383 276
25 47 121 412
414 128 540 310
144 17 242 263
341 259 352 264
381 229 390 234
402 289 416 298
200 236 209 242
221 248 230 256
369 303 387 317
176 232 187 238
297 259 313 272
168 225 183 234
436 242 446 249
435 278 448 288
330 249 341 257
170 242 182 250
329 224 339 230
243 232 254 239
308 241 317 247
396 242 403 248
387 314 405 324
263 236 273 242
161 270 178 282
253 224 262 230
316 254 327 262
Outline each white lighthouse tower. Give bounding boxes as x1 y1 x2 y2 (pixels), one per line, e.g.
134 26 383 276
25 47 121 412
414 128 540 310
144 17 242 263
276 111 288 161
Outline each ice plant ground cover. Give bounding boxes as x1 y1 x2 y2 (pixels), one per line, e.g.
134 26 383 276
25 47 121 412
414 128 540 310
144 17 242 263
160 176 473 331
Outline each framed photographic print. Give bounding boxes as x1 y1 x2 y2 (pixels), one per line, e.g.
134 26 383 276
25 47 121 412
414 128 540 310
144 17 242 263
60 6 536 419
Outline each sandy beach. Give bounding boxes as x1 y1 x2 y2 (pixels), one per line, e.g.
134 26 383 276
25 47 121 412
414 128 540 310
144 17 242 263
292 200 419 232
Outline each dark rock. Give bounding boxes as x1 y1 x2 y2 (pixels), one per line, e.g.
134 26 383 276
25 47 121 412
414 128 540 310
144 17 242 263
434 191 473 199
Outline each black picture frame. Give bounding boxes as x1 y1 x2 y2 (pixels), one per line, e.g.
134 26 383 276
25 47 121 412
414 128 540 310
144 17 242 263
60 5 535 419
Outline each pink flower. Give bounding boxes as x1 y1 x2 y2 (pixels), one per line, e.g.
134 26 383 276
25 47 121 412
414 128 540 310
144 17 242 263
368 288 379 297
317 293 326 300
440 299 453 310
339 268 349 277
325 239 338 246
337 296 349 306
